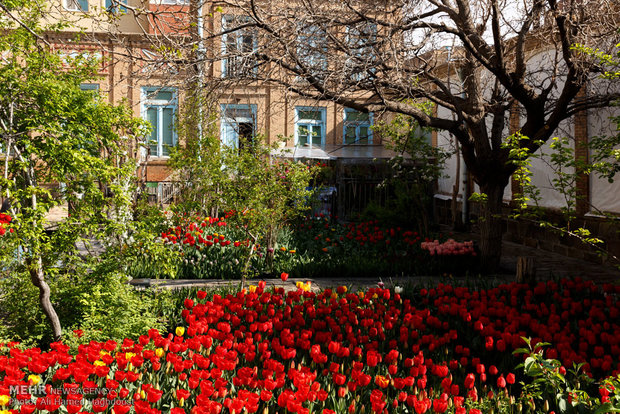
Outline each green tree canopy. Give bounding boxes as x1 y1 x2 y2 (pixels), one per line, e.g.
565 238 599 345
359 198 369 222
0 0 148 340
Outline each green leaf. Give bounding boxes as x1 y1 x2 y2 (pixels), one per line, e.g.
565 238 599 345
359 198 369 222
593 403 620 414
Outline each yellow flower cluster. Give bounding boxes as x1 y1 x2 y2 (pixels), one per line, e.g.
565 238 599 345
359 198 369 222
296 281 312 292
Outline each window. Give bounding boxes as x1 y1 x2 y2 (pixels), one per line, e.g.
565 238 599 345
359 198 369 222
142 87 177 157
413 124 432 145
343 108 372 145
297 23 327 74
295 107 326 148
221 16 258 78
105 0 126 13
79 83 99 92
346 22 377 81
64 0 88 11
220 104 257 150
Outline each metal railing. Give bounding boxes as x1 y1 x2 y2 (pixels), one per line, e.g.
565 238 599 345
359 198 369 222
145 181 182 205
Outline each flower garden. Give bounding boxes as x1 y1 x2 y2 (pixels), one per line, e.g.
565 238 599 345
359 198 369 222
126 214 480 281
1 273 620 413
2 208 620 414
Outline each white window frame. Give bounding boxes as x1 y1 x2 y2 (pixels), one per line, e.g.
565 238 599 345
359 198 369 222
221 15 258 78
295 106 326 148
141 87 178 158
343 108 373 145
220 104 257 149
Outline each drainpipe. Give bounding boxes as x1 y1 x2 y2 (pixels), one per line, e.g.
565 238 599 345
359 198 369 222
455 67 469 226
461 151 468 225
195 0 206 160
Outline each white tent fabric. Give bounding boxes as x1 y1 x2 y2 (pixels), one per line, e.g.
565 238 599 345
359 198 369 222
272 145 408 160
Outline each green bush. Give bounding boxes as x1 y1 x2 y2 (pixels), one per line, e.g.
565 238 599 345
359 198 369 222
0 268 165 349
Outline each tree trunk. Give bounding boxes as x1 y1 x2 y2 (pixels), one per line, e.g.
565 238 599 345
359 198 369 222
478 181 507 273
265 227 275 273
241 239 257 290
27 258 62 341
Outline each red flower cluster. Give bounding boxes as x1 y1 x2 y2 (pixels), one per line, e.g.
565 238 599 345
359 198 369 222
161 218 234 248
0 279 617 414
0 212 11 236
421 239 476 256
298 218 423 252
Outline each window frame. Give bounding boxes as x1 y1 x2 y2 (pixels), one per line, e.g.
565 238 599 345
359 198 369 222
64 0 88 12
141 87 178 158
221 15 258 78
295 106 326 148
220 104 258 150
105 0 127 13
296 23 328 74
79 83 100 91
343 108 373 145
345 22 378 81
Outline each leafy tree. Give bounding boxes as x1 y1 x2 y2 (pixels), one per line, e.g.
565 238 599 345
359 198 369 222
169 103 317 285
503 40 620 263
219 141 317 286
368 102 450 234
0 0 148 340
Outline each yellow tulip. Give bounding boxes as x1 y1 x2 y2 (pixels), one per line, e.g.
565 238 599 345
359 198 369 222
155 348 164 358
28 374 40 385
94 360 106 367
0 395 10 406
249 285 257 293
176 327 185 336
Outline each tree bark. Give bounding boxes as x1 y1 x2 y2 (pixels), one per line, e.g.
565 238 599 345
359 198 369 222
478 181 507 273
27 258 62 341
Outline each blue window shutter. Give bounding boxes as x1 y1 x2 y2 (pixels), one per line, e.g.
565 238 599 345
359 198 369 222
221 120 238 149
78 0 88 11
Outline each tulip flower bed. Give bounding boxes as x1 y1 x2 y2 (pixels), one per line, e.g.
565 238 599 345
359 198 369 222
1 278 619 413
127 213 478 280
420 240 479 275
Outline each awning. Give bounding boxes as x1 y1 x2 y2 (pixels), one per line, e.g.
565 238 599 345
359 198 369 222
272 145 409 161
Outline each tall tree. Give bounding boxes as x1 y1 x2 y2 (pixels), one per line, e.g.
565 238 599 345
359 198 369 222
128 0 620 271
0 0 147 340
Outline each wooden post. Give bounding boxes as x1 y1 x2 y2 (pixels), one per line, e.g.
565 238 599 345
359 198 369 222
516 256 536 284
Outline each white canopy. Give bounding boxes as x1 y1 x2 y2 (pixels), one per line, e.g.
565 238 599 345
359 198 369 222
272 145 408 161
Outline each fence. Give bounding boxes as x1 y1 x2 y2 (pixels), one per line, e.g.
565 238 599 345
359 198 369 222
145 181 181 205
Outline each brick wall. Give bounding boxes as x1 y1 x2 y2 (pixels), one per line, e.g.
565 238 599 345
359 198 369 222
434 197 620 265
